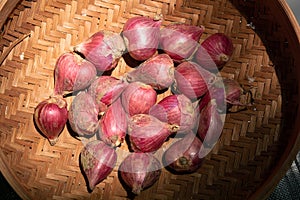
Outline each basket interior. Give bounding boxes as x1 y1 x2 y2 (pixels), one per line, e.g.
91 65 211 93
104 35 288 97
0 0 300 199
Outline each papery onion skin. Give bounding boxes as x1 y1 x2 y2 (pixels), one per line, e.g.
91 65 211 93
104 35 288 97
34 95 68 146
160 23 204 62
194 33 233 71
149 94 199 133
98 98 128 147
125 54 175 90
163 131 205 173
74 31 126 72
119 153 162 195
122 16 161 61
88 75 127 112
127 114 179 153
121 82 157 116
68 92 100 137
54 52 97 95
80 140 117 191
197 99 224 147
172 61 216 100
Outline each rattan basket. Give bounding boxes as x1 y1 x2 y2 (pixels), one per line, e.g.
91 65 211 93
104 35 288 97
0 0 300 199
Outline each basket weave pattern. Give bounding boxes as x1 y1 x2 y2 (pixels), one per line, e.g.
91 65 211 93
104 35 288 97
0 0 299 199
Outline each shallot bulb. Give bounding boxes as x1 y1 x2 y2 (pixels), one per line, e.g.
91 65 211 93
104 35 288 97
160 23 204 62
194 33 233 71
204 78 244 112
34 95 68 146
80 140 117 191
172 61 216 100
197 99 224 147
119 153 162 195
125 54 175 90
121 82 157 116
127 114 179 153
88 75 127 112
98 98 128 147
122 16 162 61
74 31 126 72
68 92 99 137
54 52 97 95
163 131 205 173
149 94 199 133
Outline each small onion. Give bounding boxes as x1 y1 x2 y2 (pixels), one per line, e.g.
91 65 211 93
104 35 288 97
172 61 216 100
54 52 97 95
122 16 162 61
163 131 205 173
127 114 179 153
194 33 233 71
98 98 128 147
160 23 204 62
197 99 224 147
80 140 117 191
121 82 157 116
125 54 175 90
88 75 127 112
68 91 99 137
34 95 68 146
74 31 126 72
119 153 162 195
149 94 199 133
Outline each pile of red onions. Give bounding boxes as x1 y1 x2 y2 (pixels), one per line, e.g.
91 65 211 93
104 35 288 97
33 14 246 194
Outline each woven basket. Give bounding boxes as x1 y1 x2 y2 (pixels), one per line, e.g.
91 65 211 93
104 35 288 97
1 0 300 199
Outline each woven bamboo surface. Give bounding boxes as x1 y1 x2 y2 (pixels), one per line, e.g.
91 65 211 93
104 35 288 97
0 0 300 199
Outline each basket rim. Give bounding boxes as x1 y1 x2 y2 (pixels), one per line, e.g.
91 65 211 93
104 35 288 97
249 1 300 198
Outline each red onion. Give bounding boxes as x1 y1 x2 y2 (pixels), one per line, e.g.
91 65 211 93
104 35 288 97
160 23 204 62
121 82 157 116
127 114 179 153
202 78 243 112
74 31 126 72
98 98 128 147
194 33 233 71
197 99 224 147
119 153 161 195
172 61 216 100
88 75 127 112
122 16 162 61
125 54 175 90
149 94 199 133
68 92 99 137
80 140 117 191
34 95 68 146
163 131 205 173
54 52 97 95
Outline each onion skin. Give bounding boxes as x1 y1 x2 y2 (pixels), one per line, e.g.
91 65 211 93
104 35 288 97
88 76 127 112
122 16 161 61
197 99 224 147
74 31 126 72
125 54 175 90
127 114 179 153
68 92 100 137
34 95 68 146
160 23 204 62
121 82 157 116
194 33 233 71
172 61 216 100
54 52 97 95
119 153 162 195
80 140 117 191
163 131 204 173
98 98 128 147
149 94 199 133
